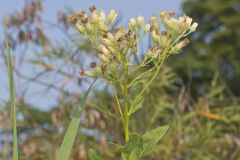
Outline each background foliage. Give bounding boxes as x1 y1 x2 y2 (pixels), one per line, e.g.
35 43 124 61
0 0 239 159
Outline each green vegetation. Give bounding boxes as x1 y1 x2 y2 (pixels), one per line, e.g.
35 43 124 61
0 0 240 159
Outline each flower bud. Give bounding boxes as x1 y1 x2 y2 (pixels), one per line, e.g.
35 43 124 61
129 18 136 30
99 10 106 21
151 31 160 43
150 16 157 24
144 24 151 34
107 46 117 53
136 16 144 28
99 54 110 62
99 44 110 55
107 33 115 41
175 38 190 50
91 12 99 24
160 11 167 20
186 16 193 26
99 22 108 32
108 9 117 24
102 38 112 46
85 22 93 32
190 22 198 32
76 23 85 33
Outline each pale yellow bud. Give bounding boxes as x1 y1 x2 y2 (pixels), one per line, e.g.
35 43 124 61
107 33 115 41
99 10 106 21
150 16 157 24
91 12 99 24
115 28 125 40
186 16 193 26
160 11 167 20
175 38 190 51
151 31 160 43
99 44 110 55
108 9 117 24
102 38 112 46
144 24 151 34
136 16 144 28
99 21 108 32
85 22 93 32
129 18 136 30
190 22 198 32
99 54 110 62
76 23 85 34
107 46 116 53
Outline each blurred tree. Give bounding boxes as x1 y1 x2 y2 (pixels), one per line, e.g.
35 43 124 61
170 0 240 96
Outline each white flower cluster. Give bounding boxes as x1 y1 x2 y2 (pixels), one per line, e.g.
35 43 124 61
69 7 198 81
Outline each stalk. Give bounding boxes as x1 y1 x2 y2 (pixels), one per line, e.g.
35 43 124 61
6 40 18 160
123 58 129 142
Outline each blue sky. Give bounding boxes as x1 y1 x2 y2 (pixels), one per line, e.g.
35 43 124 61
0 0 183 110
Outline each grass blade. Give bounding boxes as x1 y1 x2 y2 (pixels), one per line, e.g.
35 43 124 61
6 40 18 160
56 79 97 160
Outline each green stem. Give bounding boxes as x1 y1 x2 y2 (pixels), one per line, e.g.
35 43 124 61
6 40 18 160
111 84 124 122
123 59 129 142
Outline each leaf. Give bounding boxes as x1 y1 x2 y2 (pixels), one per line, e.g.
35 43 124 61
122 125 169 160
141 124 169 156
56 79 97 160
91 103 118 118
129 97 143 115
88 148 104 160
129 82 144 115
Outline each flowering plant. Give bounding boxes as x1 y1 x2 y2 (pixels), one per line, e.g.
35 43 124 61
68 6 197 159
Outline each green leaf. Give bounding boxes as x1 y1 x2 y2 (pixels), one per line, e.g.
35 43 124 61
56 79 97 160
122 125 169 160
6 38 18 160
129 96 143 115
141 124 169 156
91 103 118 118
88 148 104 160
129 82 144 115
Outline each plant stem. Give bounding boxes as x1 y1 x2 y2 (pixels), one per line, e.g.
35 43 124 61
111 84 124 122
6 40 18 160
123 59 129 142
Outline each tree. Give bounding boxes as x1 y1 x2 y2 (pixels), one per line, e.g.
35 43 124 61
170 0 240 96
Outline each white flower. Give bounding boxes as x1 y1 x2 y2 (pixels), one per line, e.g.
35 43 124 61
190 22 198 32
185 16 193 26
136 16 144 28
108 9 117 24
129 18 136 30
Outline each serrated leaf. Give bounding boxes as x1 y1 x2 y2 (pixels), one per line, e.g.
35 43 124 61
141 124 169 156
88 148 104 160
56 79 97 160
122 125 169 160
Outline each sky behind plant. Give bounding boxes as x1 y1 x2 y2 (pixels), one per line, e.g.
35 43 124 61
0 0 183 109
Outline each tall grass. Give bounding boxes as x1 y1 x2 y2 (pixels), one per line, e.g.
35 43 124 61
6 40 18 160
56 79 97 160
